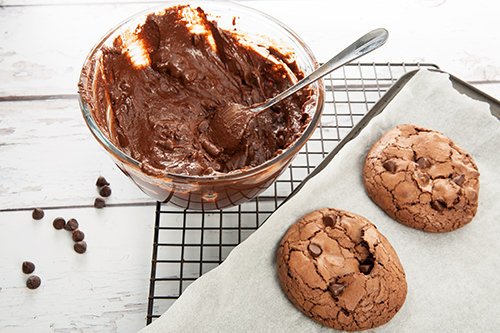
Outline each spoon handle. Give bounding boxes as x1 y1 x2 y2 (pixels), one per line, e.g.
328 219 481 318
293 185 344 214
253 28 389 113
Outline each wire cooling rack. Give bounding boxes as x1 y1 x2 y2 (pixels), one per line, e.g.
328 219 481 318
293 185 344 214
146 62 438 324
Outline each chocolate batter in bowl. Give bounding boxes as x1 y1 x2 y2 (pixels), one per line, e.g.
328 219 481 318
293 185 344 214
78 1 324 210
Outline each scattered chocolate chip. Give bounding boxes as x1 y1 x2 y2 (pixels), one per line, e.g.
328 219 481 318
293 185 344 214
416 157 431 169
32 208 44 220
308 243 322 257
322 215 335 227
453 174 465 186
26 275 41 289
382 160 396 173
99 185 112 197
94 197 105 209
52 217 66 230
74 241 87 254
430 200 446 212
359 260 374 274
72 230 85 242
96 176 110 187
64 218 79 231
22 261 35 274
329 283 345 297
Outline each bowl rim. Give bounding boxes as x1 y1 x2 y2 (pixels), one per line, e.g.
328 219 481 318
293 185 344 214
78 0 325 183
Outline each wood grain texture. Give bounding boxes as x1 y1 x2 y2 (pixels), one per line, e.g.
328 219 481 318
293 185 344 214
1 1 500 98
0 2 150 97
1 1 500 331
0 206 154 332
0 98 151 210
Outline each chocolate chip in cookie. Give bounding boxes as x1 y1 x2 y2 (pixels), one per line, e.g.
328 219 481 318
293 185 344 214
383 160 397 173
322 215 335 227
359 259 374 275
416 156 431 169
308 243 322 257
430 200 446 212
453 174 465 186
329 282 345 297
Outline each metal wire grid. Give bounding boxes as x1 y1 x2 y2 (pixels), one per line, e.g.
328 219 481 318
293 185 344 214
146 62 438 324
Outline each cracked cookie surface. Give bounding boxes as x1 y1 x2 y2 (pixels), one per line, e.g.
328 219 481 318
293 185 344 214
363 124 480 233
276 208 407 331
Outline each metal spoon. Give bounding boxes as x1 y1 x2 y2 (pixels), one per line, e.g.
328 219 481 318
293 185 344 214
210 28 389 151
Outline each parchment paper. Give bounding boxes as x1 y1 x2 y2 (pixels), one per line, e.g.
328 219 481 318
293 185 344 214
142 69 500 332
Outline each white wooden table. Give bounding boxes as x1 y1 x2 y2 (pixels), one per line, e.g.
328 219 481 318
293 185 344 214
1 0 499 331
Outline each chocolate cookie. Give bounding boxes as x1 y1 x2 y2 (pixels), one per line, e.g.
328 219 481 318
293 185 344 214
363 124 480 233
277 208 407 331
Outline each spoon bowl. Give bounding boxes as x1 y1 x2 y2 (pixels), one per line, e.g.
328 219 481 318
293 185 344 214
210 28 389 151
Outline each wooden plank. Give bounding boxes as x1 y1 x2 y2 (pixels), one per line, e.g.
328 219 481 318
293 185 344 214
1 82 498 210
469 82 500 102
0 205 154 331
1 0 162 5
0 2 151 97
0 98 153 209
1 1 500 97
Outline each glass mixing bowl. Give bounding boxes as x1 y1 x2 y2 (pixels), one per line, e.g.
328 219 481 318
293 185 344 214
78 1 324 210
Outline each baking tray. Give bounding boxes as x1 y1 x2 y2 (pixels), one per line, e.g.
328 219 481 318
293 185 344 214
288 68 500 200
143 67 500 332
145 63 446 323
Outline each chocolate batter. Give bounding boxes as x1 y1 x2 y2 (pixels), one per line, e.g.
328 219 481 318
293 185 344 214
92 6 316 176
